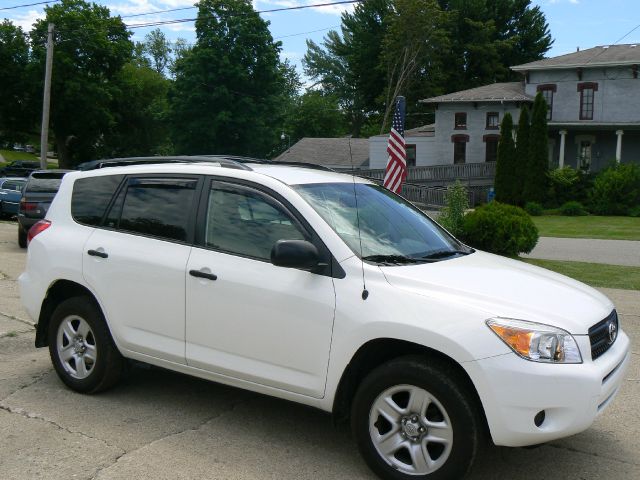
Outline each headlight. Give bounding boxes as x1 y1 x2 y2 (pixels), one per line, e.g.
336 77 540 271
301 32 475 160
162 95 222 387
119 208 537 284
487 318 582 364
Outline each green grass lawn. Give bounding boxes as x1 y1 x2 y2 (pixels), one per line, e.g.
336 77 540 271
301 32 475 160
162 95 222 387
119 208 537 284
532 215 640 241
0 149 39 162
521 258 640 290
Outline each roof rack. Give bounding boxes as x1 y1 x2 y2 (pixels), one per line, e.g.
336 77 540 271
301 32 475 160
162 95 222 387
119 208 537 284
76 156 253 171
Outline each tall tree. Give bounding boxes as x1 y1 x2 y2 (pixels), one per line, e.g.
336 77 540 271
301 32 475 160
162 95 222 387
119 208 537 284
0 21 34 142
495 112 516 204
101 63 171 158
31 0 133 167
283 91 347 145
304 0 393 136
169 0 287 157
143 28 172 76
380 0 448 132
524 92 549 203
168 37 191 77
514 104 530 205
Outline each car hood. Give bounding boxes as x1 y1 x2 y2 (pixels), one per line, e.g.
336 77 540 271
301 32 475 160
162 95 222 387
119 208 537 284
380 251 614 334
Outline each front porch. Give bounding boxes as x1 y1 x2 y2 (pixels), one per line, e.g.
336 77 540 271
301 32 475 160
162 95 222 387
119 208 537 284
548 123 640 171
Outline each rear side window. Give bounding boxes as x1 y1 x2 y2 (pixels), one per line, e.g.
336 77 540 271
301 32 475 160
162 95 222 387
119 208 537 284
71 175 124 226
117 177 197 242
1 180 26 191
27 172 66 193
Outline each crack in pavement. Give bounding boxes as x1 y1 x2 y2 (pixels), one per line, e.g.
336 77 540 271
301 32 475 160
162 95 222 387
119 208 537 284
0 402 126 457
0 370 50 403
0 311 35 327
89 394 258 480
546 443 640 467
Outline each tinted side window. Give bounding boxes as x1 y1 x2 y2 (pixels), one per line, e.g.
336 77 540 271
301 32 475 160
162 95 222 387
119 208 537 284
72 175 124 226
118 178 197 242
205 185 306 260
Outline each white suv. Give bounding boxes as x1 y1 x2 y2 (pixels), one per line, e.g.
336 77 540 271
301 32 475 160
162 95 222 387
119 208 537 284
20 158 630 480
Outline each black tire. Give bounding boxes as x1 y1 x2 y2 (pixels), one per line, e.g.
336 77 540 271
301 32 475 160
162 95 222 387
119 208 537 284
48 296 124 393
351 355 482 480
18 225 27 248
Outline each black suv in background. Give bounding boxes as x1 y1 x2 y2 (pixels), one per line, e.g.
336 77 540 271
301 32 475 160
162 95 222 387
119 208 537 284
0 161 41 178
17 170 72 247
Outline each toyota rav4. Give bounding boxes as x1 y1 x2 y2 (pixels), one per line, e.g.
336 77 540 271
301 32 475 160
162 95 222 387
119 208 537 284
19 157 630 480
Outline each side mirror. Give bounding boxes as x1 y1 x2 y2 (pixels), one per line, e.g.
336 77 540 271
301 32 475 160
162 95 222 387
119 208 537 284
271 240 320 270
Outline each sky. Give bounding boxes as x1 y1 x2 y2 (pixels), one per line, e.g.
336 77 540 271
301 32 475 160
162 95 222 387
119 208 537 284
2 0 640 79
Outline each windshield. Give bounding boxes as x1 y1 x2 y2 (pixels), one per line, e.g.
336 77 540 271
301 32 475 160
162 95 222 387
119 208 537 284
294 182 469 262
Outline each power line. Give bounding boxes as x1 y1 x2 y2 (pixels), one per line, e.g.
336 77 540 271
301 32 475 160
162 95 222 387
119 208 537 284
125 0 362 29
120 6 196 20
0 0 58 11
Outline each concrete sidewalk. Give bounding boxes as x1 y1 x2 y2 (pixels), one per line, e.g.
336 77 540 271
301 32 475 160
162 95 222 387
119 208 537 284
524 236 640 267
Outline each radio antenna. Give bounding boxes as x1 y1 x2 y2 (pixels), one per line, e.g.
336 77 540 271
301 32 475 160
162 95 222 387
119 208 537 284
347 135 368 300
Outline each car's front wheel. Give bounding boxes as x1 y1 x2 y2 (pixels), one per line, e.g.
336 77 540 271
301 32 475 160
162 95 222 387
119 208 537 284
48 296 124 393
351 356 482 480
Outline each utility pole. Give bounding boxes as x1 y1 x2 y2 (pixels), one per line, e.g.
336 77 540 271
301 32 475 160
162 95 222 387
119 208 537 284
39 23 54 170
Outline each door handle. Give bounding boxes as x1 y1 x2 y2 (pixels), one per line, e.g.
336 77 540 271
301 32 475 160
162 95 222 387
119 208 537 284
189 269 217 281
87 249 108 259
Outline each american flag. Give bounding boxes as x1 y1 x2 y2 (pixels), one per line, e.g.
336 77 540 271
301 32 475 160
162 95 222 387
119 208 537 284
383 96 407 193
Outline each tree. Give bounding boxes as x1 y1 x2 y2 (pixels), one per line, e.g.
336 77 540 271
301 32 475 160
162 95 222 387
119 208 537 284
304 0 393 136
437 0 553 91
0 21 34 142
143 28 171 76
380 0 448 132
168 38 191 77
168 0 287 157
524 92 549 203
100 63 171 158
283 91 347 144
495 112 516 203
31 0 133 167
514 105 530 205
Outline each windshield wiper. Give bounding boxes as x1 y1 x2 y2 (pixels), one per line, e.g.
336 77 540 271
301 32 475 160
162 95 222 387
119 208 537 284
421 249 471 260
362 254 422 265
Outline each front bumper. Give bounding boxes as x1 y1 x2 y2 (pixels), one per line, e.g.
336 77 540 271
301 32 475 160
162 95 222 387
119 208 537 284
465 330 630 447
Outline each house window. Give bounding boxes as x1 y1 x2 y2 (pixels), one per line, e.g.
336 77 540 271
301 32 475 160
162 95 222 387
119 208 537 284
451 134 469 164
486 112 499 129
483 135 499 162
454 112 467 129
406 144 416 167
578 82 598 120
537 84 556 120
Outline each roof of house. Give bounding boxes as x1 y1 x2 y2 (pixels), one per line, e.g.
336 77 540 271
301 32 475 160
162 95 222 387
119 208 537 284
512 44 640 71
419 82 532 104
273 137 369 168
371 124 435 138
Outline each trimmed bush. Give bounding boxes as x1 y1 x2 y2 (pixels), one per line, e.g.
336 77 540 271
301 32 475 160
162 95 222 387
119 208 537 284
495 113 517 204
523 93 549 203
461 202 539 256
590 163 640 215
438 181 469 237
559 201 588 216
524 201 543 216
629 205 640 217
547 166 593 207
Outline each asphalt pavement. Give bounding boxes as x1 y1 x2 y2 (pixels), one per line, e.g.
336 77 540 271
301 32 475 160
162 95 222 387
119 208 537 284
524 236 640 267
0 220 639 480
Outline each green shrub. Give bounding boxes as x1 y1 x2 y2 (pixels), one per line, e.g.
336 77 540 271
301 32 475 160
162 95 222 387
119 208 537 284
590 163 640 215
438 181 469 237
524 201 543 216
628 205 640 217
559 201 588 216
547 167 593 207
460 202 539 256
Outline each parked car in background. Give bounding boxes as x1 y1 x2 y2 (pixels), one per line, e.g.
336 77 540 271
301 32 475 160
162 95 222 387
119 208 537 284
1 160 41 178
17 170 72 248
0 177 27 218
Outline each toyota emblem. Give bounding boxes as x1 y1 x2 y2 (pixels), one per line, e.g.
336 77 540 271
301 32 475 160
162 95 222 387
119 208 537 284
608 321 618 344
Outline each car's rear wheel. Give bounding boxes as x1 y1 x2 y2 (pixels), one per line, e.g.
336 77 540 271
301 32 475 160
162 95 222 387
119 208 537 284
351 356 482 480
48 296 124 393
18 225 27 248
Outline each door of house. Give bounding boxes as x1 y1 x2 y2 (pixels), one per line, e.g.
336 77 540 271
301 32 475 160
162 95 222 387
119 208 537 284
579 140 592 170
